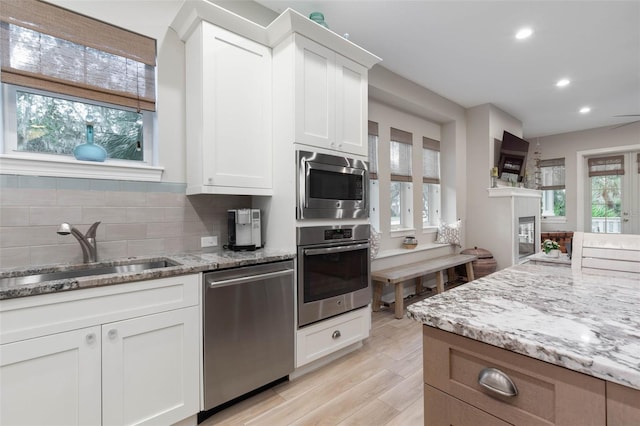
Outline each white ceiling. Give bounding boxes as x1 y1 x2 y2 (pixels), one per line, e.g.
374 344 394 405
257 0 640 138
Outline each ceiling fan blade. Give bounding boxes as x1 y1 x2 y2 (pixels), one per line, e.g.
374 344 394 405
613 114 640 117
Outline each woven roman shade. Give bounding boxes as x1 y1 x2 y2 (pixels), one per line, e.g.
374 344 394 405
588 155 624 177
0 0 157 111
422 137 440 184
368 121 379 179
390 127 412 182
539 158 565 190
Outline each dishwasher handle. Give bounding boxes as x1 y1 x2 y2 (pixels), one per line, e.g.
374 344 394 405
207 269 293 289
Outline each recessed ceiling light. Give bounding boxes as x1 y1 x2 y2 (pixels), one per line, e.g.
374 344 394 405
515 28 533 40
580 107 591 114
556 79 570 87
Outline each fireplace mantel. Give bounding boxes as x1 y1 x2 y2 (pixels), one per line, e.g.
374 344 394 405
487 187 541 198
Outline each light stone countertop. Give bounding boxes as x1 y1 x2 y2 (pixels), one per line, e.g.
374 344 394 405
407 262 640 390
0 248 295 300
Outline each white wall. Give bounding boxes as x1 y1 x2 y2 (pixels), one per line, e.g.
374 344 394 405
465 104 525 269
532 123 640 232
368 65 468 235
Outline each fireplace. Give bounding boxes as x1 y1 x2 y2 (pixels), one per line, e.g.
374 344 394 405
518 216 536 259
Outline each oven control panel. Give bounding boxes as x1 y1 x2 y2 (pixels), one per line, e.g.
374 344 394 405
324 228 353 240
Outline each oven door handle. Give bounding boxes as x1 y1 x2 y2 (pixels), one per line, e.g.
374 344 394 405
304 243 369 256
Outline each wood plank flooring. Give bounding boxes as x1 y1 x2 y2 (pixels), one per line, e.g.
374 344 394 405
200 302 425 426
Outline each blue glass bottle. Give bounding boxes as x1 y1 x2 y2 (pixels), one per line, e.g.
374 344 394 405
74 119 107 162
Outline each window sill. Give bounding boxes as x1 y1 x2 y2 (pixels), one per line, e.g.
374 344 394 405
390 227 416 238
541 216 567 224
0 154 164 182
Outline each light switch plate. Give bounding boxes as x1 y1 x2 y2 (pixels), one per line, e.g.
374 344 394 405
201 236 218 248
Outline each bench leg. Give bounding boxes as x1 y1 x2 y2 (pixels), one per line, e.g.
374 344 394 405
465 262 475 281
394 283 404 319
436 271 445 294
447 268 455 283
372 281 383 312
416 276 423 294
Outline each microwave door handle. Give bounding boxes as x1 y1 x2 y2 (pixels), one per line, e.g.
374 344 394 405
304 242 370 256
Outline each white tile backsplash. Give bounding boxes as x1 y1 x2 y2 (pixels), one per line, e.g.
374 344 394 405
0 179 251 269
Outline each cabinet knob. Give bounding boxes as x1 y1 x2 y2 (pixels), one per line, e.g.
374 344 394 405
86 333 96 344
478 367 518 397
332 330 341 339
108 329 118 340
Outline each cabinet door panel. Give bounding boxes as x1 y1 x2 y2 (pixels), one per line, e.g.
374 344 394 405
102 307 199 426
200 23 272 190
335 54 368 156
295 35 335 148
0 327 101 426
425 384 511 426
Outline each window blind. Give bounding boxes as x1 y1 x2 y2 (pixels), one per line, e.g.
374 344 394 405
368 121 379 179
588 155 624 177
0 0 157 111
390 127 412 182
539 158 565 190
422 137 440 184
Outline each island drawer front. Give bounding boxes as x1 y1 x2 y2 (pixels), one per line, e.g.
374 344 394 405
423 326 606 426
0 274 200 344
424 384 511 426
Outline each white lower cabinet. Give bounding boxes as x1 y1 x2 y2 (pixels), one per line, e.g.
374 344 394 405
0 275 200 426
102 307 199 426
296 306 370 368
0 326 102 426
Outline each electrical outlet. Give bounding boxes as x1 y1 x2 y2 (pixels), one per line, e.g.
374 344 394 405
201 236 218 248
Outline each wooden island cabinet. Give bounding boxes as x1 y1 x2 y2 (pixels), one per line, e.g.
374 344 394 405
423 326 639 426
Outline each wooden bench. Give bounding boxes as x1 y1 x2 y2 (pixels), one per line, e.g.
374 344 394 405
371 253 477 319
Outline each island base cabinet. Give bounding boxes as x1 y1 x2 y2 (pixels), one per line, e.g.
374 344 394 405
102 306 199 426
423 326 607 426
424 384 510 426
607 382 640 426
0 326 102 426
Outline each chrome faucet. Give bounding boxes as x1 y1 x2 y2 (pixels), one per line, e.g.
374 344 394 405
57 222 101 263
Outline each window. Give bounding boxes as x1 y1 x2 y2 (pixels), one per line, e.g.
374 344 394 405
389 127 412 230
422 137 440 227
368 121 380 230
540 158 566 218
588 155 623 233
1 0 158 176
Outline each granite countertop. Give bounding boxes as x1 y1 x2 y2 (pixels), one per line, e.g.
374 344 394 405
0 248 295 300
407 262 640 391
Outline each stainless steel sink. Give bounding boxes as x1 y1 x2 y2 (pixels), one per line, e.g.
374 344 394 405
0 259 180 287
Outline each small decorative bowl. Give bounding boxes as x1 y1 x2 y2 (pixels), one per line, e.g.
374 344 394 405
402 242 418 249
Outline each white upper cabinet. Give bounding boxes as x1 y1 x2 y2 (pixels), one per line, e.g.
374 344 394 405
294 35 368 156
184 22 272 195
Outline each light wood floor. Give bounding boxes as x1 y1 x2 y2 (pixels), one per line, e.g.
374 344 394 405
200 301 425 426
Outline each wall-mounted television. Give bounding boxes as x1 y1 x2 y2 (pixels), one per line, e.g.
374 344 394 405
497 131 529 182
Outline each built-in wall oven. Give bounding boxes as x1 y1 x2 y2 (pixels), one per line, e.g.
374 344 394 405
297 224 370 327
297 150 369 219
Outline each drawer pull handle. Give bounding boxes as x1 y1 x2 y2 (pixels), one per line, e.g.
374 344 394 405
332 330 341 339
108 329 118 340
478 367 518 397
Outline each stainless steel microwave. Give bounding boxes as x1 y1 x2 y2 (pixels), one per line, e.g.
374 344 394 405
297 150 369 219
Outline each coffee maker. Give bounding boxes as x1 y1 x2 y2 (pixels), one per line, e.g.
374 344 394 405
227 209 261 251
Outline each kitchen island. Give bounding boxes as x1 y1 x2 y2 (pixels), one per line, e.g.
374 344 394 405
407 263 640 425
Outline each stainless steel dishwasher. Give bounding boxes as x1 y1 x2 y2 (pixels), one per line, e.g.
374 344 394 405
202 260 294 412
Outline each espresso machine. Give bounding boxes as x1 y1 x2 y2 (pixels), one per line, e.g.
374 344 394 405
227 209 261 251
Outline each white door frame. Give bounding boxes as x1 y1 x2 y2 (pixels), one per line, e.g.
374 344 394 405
576 144 640 232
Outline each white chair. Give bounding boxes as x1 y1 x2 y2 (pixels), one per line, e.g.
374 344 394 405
571 232 640 275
